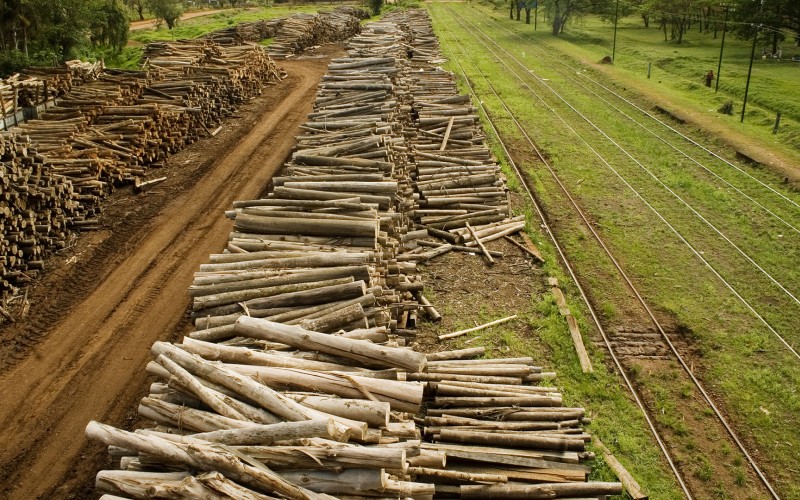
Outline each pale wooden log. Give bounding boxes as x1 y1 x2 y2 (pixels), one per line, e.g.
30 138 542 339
139 397 251 433
235 445 406 471
198 254 369 273
417 293 441 322
192 277 354 311
503 235 544 264
438 315 517 340
277 469 386 495
421 442 583 466
407 450 446 468
432 395 562 407
156 354 247 421
192 419 339 445
180 337 364 372
426 347 486 361
96 470 190 497
298 302 366 332
437 429 584 452
234 317 427 372
286 394 390 427
226 365 423 414
593 437 648 500
465 222 494 265
85 421 321 500
443 464 585 483
235 213 378 238
425 416 578 432
460 481 622 499
337 326 389 343
407 373 522 385
409 466 507 483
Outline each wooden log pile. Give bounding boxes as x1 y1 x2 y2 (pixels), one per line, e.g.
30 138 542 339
85 13 626 499
267 8 366 59
86 10 632 499
0 42 281 312
1 60 104 124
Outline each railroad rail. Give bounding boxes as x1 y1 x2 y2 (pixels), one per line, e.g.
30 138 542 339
430 4 783 498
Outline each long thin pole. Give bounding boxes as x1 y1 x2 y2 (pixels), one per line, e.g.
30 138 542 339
741 24 759 122
612 0 620 62
534 6 538 30
715 6 728 92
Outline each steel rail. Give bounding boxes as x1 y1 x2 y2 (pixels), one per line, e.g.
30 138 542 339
435 5 783 498
460 12 800 312
448 7 800 364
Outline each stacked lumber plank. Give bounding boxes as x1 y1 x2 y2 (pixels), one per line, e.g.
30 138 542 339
267 8 366 59
85 13 623 500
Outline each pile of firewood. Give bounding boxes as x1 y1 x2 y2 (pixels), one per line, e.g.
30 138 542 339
85 12 625 500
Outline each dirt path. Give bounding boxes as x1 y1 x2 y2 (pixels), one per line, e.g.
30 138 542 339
0 54 334 500
129 8 256 31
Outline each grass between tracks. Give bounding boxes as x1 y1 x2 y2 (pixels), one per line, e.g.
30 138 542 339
430 2 800 499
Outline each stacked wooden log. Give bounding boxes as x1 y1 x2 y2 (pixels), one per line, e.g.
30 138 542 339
201 18 284 46
267 8 366 59
85 13 623 499
1 60 104 124
0 43 281 311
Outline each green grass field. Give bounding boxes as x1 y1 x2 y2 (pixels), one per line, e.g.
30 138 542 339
545 12 800 157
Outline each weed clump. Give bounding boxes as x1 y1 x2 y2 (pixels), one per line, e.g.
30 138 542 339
718 101 734 115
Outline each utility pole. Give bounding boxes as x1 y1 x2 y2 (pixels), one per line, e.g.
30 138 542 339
741 23 759 122
741 0 765 122
612 0 620 62
715 5 728 92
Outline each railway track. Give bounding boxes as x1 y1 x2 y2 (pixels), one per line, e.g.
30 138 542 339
451 7 800 362
429 4 785 498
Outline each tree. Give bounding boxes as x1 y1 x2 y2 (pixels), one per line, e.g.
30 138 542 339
525 0 538 24
369 0 383 16
90 1 129 52
146 0 183 29
127 0 146 21
538 0 611 35
730 0 800 54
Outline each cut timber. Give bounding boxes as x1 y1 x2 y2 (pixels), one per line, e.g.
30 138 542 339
460 481 622 499
548 278 592 373
594 437 648 499
439 315 517 340
465 222 494 265
234 317 427 372
191 419 339 445
85 421 321 500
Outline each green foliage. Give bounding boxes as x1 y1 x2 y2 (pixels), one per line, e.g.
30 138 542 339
538 0 612 35
146 0 184 29
368 0 384 16
90 1 130 52
0 0 129 73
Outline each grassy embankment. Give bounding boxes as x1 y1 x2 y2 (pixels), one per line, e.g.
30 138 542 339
428 2 800 498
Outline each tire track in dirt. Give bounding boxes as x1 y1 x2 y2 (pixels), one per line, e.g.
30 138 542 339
0 56 334 500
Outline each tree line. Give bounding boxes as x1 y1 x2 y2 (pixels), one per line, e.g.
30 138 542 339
0 0 251 75
507 0 799 53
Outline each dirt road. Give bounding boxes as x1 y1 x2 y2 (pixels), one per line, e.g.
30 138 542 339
0 54 335 499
